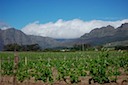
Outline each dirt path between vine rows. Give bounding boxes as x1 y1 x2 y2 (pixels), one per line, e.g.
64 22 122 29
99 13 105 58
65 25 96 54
0 75 128 85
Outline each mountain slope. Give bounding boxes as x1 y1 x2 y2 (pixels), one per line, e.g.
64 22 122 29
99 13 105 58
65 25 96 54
28 35 61 48
81 25 115 39
0 23 128 50
0 30 3 50
0 28 61 49
79 23 128 45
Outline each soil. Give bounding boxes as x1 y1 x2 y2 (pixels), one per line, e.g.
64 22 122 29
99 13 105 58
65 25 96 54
1 67 128 85
0 75 128 85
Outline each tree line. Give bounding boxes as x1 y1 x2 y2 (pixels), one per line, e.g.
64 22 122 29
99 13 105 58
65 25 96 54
115 46 128 50
3 43 41 51
2 43 128 52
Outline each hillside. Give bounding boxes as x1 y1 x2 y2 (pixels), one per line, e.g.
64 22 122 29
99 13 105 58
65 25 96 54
104 40 128 47
79 23 128 46
0 23 128 50
0 28 61 49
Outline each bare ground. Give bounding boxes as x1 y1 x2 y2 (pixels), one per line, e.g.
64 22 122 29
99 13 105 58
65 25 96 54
0 75 128 85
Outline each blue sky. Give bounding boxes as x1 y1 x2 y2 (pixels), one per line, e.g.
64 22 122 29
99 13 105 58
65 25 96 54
0 0 128 29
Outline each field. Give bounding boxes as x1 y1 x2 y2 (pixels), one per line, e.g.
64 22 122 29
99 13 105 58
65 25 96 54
0 50 128 85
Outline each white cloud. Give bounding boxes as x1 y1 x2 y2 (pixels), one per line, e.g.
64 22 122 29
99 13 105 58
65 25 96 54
21 19 128 39
0 22 11 30
0 27 10 30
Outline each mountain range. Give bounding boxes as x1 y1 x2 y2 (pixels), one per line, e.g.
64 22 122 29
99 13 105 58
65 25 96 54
0 28 61 50
0 23 128 50
79 23 128 45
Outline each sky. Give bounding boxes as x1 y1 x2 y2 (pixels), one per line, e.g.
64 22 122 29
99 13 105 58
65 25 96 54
0 0 128 39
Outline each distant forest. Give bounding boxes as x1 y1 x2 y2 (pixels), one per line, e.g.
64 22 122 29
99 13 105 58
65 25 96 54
3 43 41 51
3 43 128 51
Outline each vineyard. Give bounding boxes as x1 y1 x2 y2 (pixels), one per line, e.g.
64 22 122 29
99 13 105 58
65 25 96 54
0 50 128 85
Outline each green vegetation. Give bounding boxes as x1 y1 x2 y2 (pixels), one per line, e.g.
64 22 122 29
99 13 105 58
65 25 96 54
0 50 128 84
3 43 41 51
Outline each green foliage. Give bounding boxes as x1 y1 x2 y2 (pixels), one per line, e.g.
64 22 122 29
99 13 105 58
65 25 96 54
72 43 92 51
0 51 128 84
88 49 121 84
115 46 128 50
3 43 41 51
1 61 13 75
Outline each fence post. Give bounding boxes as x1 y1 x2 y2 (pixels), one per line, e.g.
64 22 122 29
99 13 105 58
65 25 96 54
25 56 27 65
13 52 19 85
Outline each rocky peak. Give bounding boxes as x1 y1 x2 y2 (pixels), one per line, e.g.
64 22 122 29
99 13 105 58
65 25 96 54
117 23 128 31
81 25 115 39
90 25 115 33
0 28 61 49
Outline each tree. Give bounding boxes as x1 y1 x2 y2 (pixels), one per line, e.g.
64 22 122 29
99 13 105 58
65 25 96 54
3 43 41 51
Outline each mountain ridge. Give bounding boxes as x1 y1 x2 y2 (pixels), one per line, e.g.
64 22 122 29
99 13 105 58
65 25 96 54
0 23 128 50
79 23 128 45
0 28 61 50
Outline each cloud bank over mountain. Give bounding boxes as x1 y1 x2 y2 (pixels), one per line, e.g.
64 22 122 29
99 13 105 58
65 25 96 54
21 19 128 39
